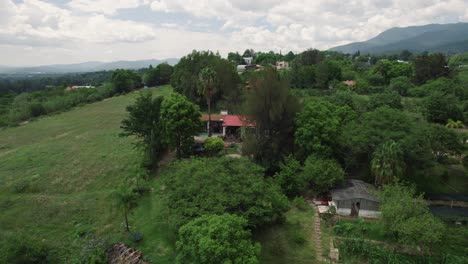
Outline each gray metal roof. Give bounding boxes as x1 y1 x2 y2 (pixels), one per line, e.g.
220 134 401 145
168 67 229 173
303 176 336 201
330 180 379 202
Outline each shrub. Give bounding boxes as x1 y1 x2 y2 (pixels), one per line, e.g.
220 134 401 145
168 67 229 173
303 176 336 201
129 231 143 243
12 180 30 193
203 137 224 156
176 214 260 264
292 197 309 211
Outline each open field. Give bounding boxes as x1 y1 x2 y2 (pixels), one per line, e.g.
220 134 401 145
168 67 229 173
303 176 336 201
0 85 318 263
0 86 172 262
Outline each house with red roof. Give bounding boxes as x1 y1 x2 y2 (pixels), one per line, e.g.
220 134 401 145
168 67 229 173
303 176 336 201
199 111 255 140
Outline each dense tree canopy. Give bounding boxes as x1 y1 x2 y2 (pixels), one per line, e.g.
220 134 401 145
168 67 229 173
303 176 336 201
161 157 289 227
176 214 260 264
303 155 345 193
143 63 173 86
171 51 243 112
413 53 451 85
161 93 202 159
120 93 166 169
111 69 142 94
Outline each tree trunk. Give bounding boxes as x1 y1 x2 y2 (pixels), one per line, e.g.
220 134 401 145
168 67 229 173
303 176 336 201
124 209 130 232
208 97 212 137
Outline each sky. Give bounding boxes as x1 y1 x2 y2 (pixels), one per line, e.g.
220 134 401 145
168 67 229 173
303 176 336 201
1 0 468 66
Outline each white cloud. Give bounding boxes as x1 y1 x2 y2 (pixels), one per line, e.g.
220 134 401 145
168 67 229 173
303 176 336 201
68 0 144 15
1 0 468 66
0 0 156 46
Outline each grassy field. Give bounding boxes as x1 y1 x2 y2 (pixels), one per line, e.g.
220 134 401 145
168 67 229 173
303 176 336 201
0 86 172 262
0 85 318 263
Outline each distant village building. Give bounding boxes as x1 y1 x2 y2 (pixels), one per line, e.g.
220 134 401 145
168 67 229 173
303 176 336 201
243 57 253 65
329 180 381 218
276 61 289 70
65 85 95 91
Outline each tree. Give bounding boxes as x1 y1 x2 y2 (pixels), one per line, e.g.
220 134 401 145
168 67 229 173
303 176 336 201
368 90 402 110
428 124 463 161
161 157 289 227
295 98 353 158
114 187 138 232
161 93 202 159
0 234 49 264
316 60 342 89
199 67 217 136
389 76 413 96
275 156 305 198
370 141 405 185
143 63 173 87
373 60 412 84
171 51 242 112
111 69 142 94
120 93 166 170
413 53 451 85
303 156 344 193
176 214 260 264
242 67 300 172
423 92 463 124
399 50 412 61
227 52 244 65
378 183 445 251
204 137 224 156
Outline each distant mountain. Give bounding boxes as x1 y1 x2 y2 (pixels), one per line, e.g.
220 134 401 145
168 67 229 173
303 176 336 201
0 59 179 74
329 23 468 55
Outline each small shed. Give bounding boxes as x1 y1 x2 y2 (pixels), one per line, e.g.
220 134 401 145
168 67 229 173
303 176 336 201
330 180 380 218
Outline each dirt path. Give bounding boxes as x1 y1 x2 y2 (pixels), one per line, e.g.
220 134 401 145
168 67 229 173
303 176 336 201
311 202 324 263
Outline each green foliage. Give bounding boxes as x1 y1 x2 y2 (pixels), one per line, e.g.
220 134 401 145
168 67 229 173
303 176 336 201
427 124 464 161
203 137 224 156
368 90 403 110
199 67 218 135
413 53 451 85
120 93 166 169
372 60 413 84
291 197 309 211
423 92 463 124
111 69 142 94
171 51 242 111
302 156 344 193
295 98 352 158
378 183 445 251
242 67 300 171
161 93 202 159
315 60 342 89
275 156 305 198
143 63 173 87
389 76 414 96
114 187 139 232
371 140 405 185
176 214 260 264
328 90 368 114
160 157 289 227
0 234 50 264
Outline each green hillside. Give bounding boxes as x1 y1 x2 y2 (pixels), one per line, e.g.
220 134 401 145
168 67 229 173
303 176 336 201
0 86 172 262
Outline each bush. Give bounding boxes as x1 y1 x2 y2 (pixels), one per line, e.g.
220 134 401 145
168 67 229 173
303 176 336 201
161 157 289 227
176 214 260 264
129 231 143 243
12 180 30 193
0 234 50 264
292 197 309 211
203 137 224 156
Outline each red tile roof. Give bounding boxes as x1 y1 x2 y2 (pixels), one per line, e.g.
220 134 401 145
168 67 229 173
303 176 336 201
223 115 255 127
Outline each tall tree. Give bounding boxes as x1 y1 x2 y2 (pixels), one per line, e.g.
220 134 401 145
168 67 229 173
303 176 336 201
161 93 202 159
413 53 451 85
242 67 300 172
371 140 405 185
120 93 166 170
198 67 217 136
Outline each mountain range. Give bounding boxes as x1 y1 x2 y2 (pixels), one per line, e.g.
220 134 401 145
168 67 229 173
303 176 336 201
329 22 468 55
0 58 179 74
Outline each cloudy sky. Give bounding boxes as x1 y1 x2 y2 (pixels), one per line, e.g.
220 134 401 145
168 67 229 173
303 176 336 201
1 0 468 66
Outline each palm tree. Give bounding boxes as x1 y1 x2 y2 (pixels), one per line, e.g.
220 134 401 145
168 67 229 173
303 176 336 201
199 67 217 136
371 140 405 186
445 119 465 129
114 188 137 232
